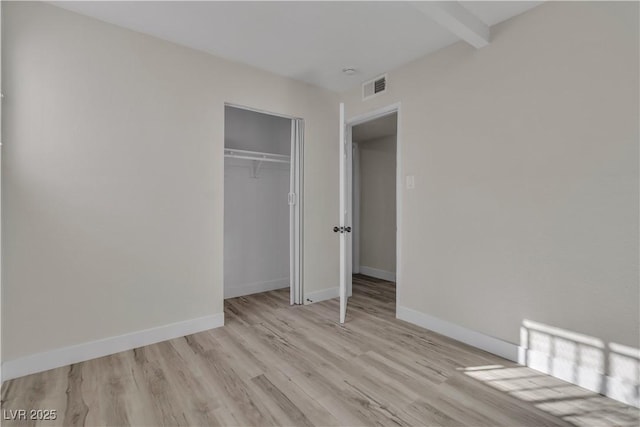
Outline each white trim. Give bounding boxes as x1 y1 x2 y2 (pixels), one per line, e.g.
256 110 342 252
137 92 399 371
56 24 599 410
345 112 354 300
346 102 402 318
397 305 640 408
298 122 305 304
396 305 519 361
347 102 401 128
225 279 289 299
289 118 304 306
522 347 640 408
1 313 224 382
305 287 339 304
352 142 360 276
359 266 396 282
224 102 301 120
396 105 403 316
290 119 296 306
294 119 304 304
224 104 305 305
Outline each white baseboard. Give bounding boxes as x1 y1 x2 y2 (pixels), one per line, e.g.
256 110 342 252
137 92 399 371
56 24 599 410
305 287 339 304
523 347 640 408
359 266 396 282
397 305 640 408
396 305 518 361
224 278 289 299
1 313 224 382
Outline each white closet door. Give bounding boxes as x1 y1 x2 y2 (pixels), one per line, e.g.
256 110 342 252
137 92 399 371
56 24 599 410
339 103 352 323
289 119 304 305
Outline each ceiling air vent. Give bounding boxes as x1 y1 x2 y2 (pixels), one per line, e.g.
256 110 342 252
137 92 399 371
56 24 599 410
362 74 387 100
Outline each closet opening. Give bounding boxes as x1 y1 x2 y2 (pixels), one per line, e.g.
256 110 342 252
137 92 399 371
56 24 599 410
223 104 304 306
351 111 398 314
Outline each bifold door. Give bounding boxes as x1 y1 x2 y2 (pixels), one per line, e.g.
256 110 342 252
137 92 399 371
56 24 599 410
290 119 304 305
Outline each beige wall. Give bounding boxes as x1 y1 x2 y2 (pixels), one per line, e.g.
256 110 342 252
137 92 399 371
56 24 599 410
2 2 338 361
342 1 639 349
3 0 638 370
0 1 3 374
358 135 396 274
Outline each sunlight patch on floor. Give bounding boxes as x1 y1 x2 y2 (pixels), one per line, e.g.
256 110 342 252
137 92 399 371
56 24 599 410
461 365 639 427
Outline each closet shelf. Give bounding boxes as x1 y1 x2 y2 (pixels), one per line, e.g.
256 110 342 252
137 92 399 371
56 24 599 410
224 148 290 164
224 148 289 178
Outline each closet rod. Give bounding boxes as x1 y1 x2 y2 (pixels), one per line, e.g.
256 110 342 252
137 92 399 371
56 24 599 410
224 148 290 164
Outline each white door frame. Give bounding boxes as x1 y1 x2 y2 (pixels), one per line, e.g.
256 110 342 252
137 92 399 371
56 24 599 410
223 103 304 304
289 119 304 305
351 142 360 278
345 102 402 315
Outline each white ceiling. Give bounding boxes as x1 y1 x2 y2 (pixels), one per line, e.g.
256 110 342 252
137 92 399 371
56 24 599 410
52 1 541 92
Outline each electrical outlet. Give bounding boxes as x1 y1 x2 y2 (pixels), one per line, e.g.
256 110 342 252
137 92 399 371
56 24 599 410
406 175 415 189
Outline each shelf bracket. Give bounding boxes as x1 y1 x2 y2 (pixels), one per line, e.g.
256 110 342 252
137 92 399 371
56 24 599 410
251 160 263 179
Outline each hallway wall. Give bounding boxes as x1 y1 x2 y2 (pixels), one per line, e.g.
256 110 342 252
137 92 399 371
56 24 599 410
358 135 396 278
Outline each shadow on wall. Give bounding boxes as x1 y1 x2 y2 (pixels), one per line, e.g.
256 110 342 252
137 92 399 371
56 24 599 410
517 319 639 408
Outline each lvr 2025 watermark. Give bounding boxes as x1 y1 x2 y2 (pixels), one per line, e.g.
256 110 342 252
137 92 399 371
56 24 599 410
3 409 58 421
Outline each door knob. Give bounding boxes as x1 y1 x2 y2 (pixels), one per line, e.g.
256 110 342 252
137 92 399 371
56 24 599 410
333 226 340 233
345 227 351 232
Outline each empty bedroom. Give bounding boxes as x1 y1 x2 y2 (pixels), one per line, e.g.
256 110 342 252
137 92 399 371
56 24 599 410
1 1 638 426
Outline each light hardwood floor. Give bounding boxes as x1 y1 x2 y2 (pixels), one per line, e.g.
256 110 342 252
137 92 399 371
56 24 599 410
2 275 639 426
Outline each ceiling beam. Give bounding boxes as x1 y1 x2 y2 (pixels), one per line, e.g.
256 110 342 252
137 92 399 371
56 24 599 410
412 1 490 49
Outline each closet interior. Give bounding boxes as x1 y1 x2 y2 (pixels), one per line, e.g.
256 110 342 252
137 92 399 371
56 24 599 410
224 105 303 304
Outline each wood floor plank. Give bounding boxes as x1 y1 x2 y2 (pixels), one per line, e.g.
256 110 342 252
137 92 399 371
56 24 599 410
405 399 464 427
260 369 341 427
183 335 279 426
131 348 188 426
2 275 638 427
251 374 315 427
62 365 88 426
149 341 222 426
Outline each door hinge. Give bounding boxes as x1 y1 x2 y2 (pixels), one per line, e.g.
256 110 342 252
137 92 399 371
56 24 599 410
288 193 296 205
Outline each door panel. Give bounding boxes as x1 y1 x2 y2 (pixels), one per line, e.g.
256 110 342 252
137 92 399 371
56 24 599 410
290 120 296 305
339 103 352 323
290 119 304 305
